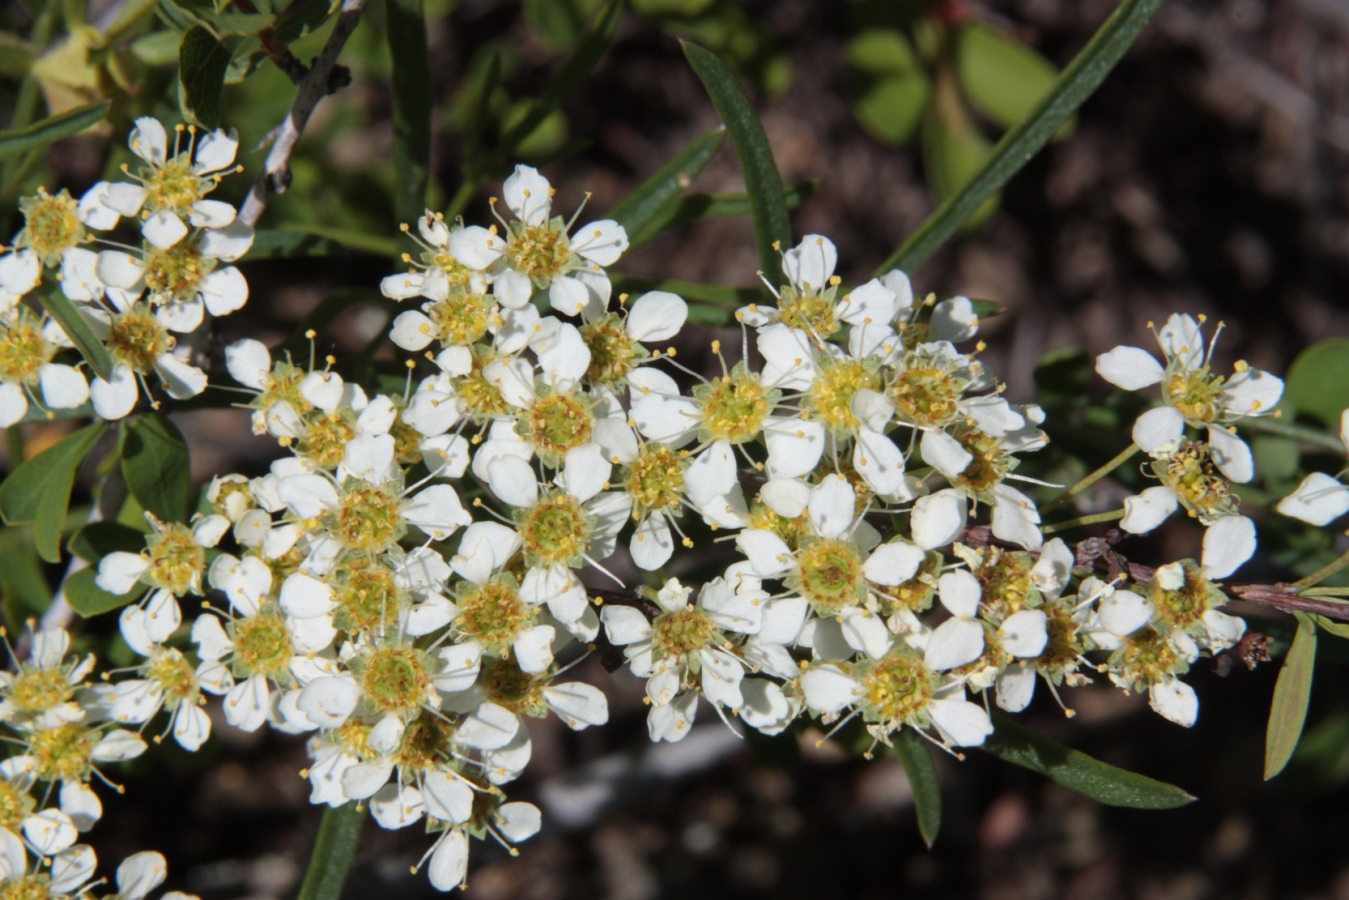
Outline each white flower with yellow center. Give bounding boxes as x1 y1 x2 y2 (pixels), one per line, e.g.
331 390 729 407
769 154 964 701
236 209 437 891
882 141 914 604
0 307 90 426
98 118 243 250
0 185 116 313
109 612 213 752
600 576 760 742
1096 313 1283 484
82 292 211 418
451 164 628 318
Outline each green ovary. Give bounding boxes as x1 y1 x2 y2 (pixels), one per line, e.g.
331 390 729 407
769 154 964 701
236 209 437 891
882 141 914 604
858 650 934 727
108 308 173 373
231 611 293 681
625 444 685 514
362 647 430 716
525 392 592 465
508 222 571 284
695 364 774 445
456 579 531 655
335 483 405 553
793 539 865 616
806 358 879 436
17 188 83 264
518 493 590 566
652 608 716 661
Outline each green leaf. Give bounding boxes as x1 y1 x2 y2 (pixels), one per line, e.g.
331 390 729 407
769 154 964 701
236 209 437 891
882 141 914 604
894 729 941 847
630 181 818 247
922 69 997 231
179 25 235 130
877 0 1165 276
209 12 276 36
0 528 52 616
956 21 1071 138
387 0 432 228
1315 615 1349 640
120 416 192 522
0 424 107 564
70 521 149 563
277 224 399 258
1283 338 1349 429
683 40 792 285
64 566 146 617
493 0 619 169
0 33 37 79
847 29 931 147
248 229 342 258
1266 611 1318 780
608 127 726 242
272 0 337 44
0 100 110 163
36 290 115 383
982 713 1195 809
296 803 366 900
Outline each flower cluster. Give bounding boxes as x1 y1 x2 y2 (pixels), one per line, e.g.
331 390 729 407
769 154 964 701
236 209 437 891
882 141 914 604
10 151 1307 896
0 117 253 423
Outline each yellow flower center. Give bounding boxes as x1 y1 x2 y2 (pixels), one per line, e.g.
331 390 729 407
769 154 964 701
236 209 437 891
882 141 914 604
792 538 865 616
507 221 572 284
143 242 212 306
694 363 776 445
805 356 880 436
334 481 405 554
624 444 685 515
523 390 593 467
108 306 174 373
517 491 591 567
16 188 83 265
144 524 205 595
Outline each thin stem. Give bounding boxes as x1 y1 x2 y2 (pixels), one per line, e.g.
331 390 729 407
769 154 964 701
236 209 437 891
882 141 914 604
1292 547 1349 592
1242 416 1347 454
237 0 368 228
1042 509 1125 535
297 802 366 900
1040 443 1140 515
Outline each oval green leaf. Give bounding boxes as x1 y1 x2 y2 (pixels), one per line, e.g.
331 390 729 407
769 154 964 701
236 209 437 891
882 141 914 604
121 416 192 523
682 40 792 285
0 423 107 564
956 21 1072 138
848 29 931 147
1265 611 1317 780
64 565 147 617
37 289 115 383
1283 338 1349 429
179 25 235 130
982 713 1195 809
922 72 997 231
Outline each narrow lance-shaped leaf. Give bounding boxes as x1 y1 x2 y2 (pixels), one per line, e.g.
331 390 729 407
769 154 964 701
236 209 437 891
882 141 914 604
683 40 792 285
982 713 1195 809
386 0 431 227
877 0 1166 276
894 728 942 847
608 127 725 242
0 423 107 564
296 802 367 900
0 100 110 163
36 290 115 383
631 181 819 248
121 416 192 522
1265 611 1317 780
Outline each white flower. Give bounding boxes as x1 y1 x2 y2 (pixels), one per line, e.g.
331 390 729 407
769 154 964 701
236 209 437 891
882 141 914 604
1096 313 1283 483
1277 409 1349 525
100 118 243 249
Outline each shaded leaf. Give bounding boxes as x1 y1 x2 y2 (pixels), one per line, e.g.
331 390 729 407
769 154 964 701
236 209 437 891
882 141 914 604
0 528 52 616
179 25 235 129
608 127 725 243
611 276 758 308
272 0 337 44
0 100 110 163
1283 338 1349 429
878 0 1165 276
64 566 146 617
70 521 149 564
848 29 930 146
982 713 1195 809
388 0 432 227
922 69 997 231
121 416 192 522
1315 615 1349 640
296 802 367 900
0 424 107 564
894 728 941 847
683 40 792 284
956 21 1072 137
248 229 341 258
632 181 818 246
1266 611 1317 780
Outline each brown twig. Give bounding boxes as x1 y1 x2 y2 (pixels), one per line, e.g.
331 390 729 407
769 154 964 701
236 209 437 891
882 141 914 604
234 0 310 83
955 526 1349 621
237 0 367 229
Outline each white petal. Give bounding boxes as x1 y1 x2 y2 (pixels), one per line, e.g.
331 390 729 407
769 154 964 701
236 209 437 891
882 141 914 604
448 224 505 269
647 691 698 742
630 514 675 571
1096 345 1165 390
503 164 552 225
422 771 474 824
96 552 149 595
1277 473 1349 526
0 383 27 427
559 444 610 504
225 339 271 390
23 809 77 855
200 266 249 316
154 353 207 399
1120 486 1178 534
929 695 994 746
995 663 1037 713
807 474 855 540
370 783 423 831
486 456 539 509
193 127 239 172
1207 425 1254 484
455 702 520 750
428 830 469 891
403 484 472 540
38 364 89 409
197 218 254 262
574 219 629 266
924 617 985 670
189 198 237 229
544 681 609 729
514 625 556 674
921 429 973 480
1148 677 1198 727
434 643 483 695
800 665 862 714
1201 515 1256 580
626 291 687 341
115 850 167 900
277 473 339 518
599 605 652 646
684 440 737 507
130 117 168 164
998 609 1048 658
863 540 925 586
782 234 836 292
279 573 335 619
911 489 966 550
735 529 795 578
142 209 189 249
223 674 271 731
763 417 826 479
1097 590 1153 637
1133 406 1185 455
91 364 139 420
